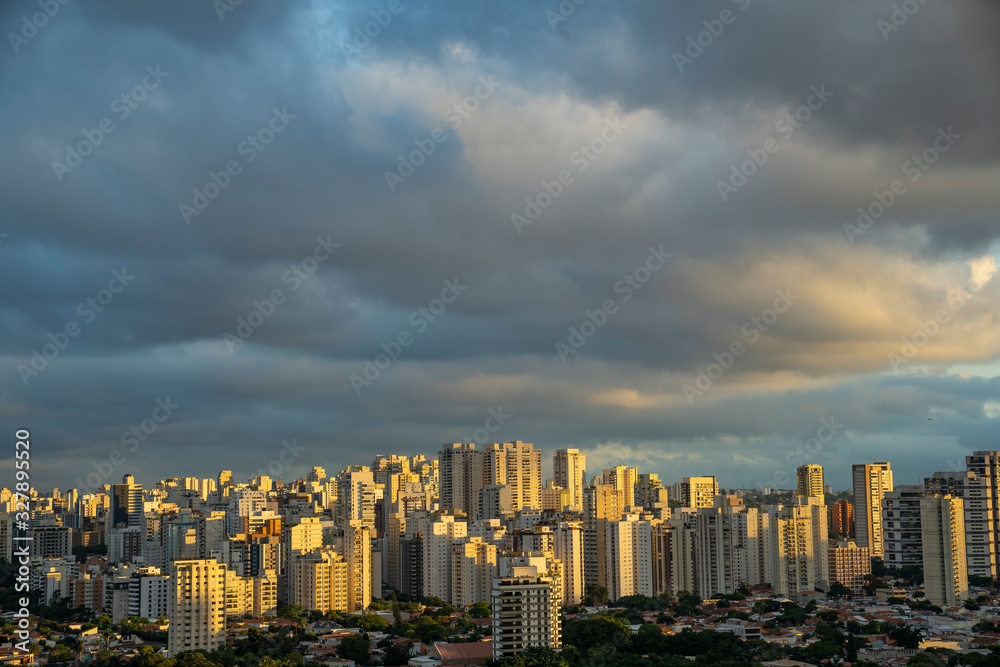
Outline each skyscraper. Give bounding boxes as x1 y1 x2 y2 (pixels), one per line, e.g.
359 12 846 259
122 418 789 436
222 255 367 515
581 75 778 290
796 465 824 503
554 521 584 606
827 541 871 595
695 496 769 597
767 501 828 598
484 441 542 512
963 452 1000 579
921 494 969 607
344 521 372 613
168 559 226 656
439 443 485 517
110 475 143 529
492 557 562 658
853 462 893 558
682 476 719 509
602 466 638 507
583 484 624 588
829 499 854 538
635 474 669 512
882 485 923 570
553 449 586 508
605 510 653 600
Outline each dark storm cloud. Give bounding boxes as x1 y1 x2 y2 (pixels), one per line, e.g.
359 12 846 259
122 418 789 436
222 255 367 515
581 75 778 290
0 0 997 491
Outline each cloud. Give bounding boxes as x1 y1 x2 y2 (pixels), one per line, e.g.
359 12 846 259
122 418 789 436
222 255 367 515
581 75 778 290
0 0 997 491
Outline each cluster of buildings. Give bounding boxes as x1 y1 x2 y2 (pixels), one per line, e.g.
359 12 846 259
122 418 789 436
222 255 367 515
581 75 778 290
4 445 1000 659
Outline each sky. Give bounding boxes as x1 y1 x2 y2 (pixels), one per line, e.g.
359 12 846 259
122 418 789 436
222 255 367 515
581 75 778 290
1 0 999 494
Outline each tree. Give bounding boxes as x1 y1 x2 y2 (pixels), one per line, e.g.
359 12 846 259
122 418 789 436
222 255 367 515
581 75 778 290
584 584 609 605
562 615 630 653
338 633 371 665
826 581 852 598
889 626 923 650
965 599 982 611
391 591 403 626
358 615 390 632
384 645 413 667
469 602 491 618
907 653 948 667
485 647 569 667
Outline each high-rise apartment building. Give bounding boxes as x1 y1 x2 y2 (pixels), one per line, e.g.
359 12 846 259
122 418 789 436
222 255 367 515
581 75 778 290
110 475 144 529
344 522 372 613
479 485 513 520
484 441 542 512
583 484 624 588
554 449 586 509
652 514 697 597
423 515 468 602
767 501 828 598
829 499 854 538
882 485 923 570
451 537 498 606
492 558 562 658
287 549 348 612
168 559 226 657
682 477 719 509
553 521 584 606
602 466 638 508
605 511 653 601
635 474 668 512
963 452 1000 579
334 469 377 531
827 541 871 594
921 495 969 607
439 443 485 517
853 462 893 558
695 496 769 597
796 465 824 503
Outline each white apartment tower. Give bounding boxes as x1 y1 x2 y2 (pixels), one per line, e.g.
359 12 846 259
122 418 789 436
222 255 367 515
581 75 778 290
682 477 719 509
921 494 969 607
605 511 653 600
492 559 562 658
553 449 586 509
168 559 226 657
853 462 893 558
423 514 468 602
554 521 584 606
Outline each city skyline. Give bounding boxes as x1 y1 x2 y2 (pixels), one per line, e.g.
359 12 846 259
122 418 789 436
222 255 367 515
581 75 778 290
2 1 1000 495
